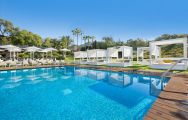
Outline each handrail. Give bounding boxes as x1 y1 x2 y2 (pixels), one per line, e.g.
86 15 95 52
160 58 188 90
161 58 188 78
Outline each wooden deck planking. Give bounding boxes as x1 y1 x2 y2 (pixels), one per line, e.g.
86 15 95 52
144 75 188 120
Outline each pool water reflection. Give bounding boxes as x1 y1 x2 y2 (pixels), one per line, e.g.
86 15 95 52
0 66 169 120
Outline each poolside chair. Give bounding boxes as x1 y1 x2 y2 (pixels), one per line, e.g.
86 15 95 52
0 60 7 67
29 59 39 66
5 60 17 67
22 59 29 66
16 60 23 67
59 60 64 65
150 59 187 70
46 59 53 65
37 59 47 65
53 60 60 65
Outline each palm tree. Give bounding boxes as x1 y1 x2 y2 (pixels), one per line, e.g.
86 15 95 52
91 36 95 49
60 36 73 49
82 35 92 50
82 36 87 50
72 28 82 51
86 36 92 50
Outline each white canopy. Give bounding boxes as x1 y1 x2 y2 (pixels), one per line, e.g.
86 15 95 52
0 45 21 52
96 49 107 58
23 46 41 52
87 49 107 58
150 38 187 46
60 48 70 58
107 48 118 58
23 46 41 59
87 50 96 58
39 48 57 58
150 37 188 59
74 51 87 59
6 47 21 52
45 47 57 51
60 48 70 52
137 47 149 57
0 45 21 60
39 49 49 53
0 45 17 49
149 38 188 70
137 47 150 65
107 46 132 58
39 48 57 53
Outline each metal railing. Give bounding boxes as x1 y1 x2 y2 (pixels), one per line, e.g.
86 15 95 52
160 58 188 89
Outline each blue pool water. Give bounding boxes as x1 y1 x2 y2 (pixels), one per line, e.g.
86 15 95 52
0 66 169 120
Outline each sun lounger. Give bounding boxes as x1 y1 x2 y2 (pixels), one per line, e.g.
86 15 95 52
29 60 39 66
22 59 29 66
5 60 17 67
150 62 187 70
0 61 7 67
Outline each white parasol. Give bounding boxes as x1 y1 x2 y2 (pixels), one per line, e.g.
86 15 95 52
0 45 21 60
60 48 71 58
23 46 41 59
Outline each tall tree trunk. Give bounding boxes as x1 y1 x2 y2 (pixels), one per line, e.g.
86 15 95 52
88 39 89 50
84 40 86 50
91 39 93 49
77 34 78 51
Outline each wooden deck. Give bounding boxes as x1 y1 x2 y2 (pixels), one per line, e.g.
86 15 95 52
144 74 188 120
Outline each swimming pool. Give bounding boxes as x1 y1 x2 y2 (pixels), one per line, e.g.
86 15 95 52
0 66 169 120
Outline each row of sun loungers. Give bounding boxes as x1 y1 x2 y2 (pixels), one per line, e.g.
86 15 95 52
0 59 64 67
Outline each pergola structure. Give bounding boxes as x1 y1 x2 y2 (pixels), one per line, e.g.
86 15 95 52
149 37 188 70
87 49 107 65
137 47 150 65
107 46 133 67
74 51 87 64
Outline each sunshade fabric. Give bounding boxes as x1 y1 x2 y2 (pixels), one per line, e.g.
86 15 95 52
74 51 87 58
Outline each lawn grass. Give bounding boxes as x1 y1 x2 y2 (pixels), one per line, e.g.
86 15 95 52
125 64 188 74
66 59 188 74
64 55 74 63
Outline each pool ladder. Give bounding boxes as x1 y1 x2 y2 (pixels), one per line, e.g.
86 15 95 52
160 58 188 90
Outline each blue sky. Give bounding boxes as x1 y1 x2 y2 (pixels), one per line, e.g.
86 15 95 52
1 0 188 42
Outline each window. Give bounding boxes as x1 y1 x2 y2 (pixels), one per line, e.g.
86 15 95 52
118 51 122 58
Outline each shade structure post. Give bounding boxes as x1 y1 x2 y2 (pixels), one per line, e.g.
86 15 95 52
10 52 11 60
122 47 125 62
183 38 187 58
16 52 18 60
13 51 15 60
137 48 138 64
149 42 152 65
33 52 34 60
64 52 67 58
51 51 52 59
30 52 32 59
87 50 88 62
96 50 98 62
